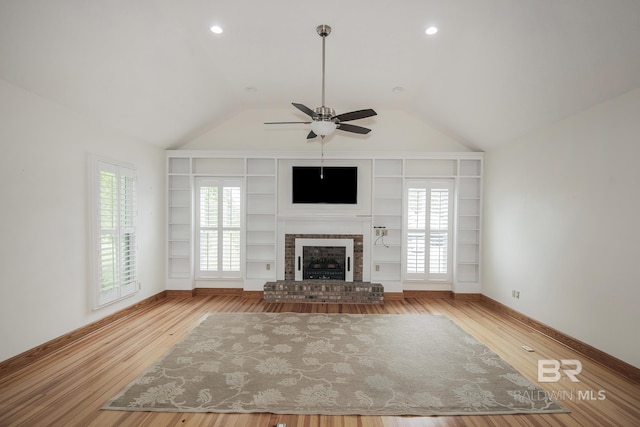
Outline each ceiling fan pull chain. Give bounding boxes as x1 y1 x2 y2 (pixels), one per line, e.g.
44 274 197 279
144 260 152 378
320 136 325 179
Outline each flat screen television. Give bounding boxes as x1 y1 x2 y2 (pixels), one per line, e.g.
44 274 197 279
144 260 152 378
292 166 358 204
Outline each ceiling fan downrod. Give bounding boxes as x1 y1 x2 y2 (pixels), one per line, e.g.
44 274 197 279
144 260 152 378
316 25 333 120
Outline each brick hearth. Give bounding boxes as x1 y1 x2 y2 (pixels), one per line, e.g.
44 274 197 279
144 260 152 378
263 281 384 304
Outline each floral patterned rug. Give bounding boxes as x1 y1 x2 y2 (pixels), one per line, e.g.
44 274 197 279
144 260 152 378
103 312 567 415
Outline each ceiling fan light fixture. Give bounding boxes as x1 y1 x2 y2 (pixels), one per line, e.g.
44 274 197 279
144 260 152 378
425 26 438 36
310 120 337 136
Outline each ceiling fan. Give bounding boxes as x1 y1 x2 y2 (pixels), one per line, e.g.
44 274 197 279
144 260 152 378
265 25 377 140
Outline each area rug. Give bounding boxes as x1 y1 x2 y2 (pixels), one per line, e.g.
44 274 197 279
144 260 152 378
103 313 567 416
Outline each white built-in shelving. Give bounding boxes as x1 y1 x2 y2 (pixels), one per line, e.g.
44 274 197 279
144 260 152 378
371 156 483 290
166 154 278 289
245 158 277 282
371 159 403 283
456 159 482 284
167 157 192 283
167 151 482 291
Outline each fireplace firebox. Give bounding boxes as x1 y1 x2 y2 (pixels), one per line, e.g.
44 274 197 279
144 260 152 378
294 238 354 282
303 246 346 280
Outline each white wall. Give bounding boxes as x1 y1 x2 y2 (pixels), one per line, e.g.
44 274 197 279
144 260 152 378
178 108 472 152
0 79 165 362
483 89 640 368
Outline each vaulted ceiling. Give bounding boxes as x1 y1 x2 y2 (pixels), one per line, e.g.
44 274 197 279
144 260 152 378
1 0 639 151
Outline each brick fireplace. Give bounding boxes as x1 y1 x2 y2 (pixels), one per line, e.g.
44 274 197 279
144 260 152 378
284 234 364 281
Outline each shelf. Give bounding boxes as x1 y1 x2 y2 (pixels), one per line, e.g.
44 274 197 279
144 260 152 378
456 263 479 283
247 230 276 244
458 215 480 230
373 204 402 216
168 257 191 279
405 159 457 177
168 158 191 174
458 177 481 200
374 159 403 176
247 175 276 194
192 158 244 175
373 176 403 195
247 195 276 214
459 159 482 177
247 158 276 175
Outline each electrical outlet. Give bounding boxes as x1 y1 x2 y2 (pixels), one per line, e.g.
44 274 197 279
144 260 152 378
375 264 380 271
512 290 520 299
266 263 271 271
381 229 388 236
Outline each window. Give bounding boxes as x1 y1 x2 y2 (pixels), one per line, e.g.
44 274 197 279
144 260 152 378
405 179 453 281
196 178 243 278
92 158 137 307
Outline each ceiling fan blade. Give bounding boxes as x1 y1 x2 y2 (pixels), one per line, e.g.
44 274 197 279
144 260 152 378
337 123 371 135
307 130 318 139
334 109 377 122
292 103 318 119
264 121 312 124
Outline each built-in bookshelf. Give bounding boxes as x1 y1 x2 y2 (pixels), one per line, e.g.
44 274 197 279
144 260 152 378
245 158 277 283
371 159 403 283
166 154 278 289
167 157 192 285
371 157 483 290
166 151 483 292
456 159 482 285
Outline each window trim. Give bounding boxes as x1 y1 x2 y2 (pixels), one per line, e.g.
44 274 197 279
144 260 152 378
90 155 138 309
403 179 454 283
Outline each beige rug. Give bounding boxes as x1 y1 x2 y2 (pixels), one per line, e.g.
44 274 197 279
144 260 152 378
103 313 567 416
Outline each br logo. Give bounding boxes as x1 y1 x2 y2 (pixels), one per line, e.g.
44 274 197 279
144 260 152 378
538 359 582 382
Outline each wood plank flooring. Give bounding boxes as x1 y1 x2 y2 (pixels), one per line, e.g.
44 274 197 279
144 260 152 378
0 295 638 426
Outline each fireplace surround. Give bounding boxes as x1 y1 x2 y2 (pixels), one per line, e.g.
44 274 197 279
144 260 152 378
284 234 363 281
295 238 354 282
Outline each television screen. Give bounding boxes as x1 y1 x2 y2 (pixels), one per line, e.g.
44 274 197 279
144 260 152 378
292 166 357 204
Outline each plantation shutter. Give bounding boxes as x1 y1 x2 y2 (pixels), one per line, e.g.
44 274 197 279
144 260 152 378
407 188 427 274
221 187 241 272
199 186 219 272
119 168 137 294
196 178 242 278
95 159 137 307
429 188 449 275
405 180 453 281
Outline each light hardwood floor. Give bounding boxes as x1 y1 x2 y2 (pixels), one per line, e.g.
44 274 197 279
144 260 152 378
0 295 638 426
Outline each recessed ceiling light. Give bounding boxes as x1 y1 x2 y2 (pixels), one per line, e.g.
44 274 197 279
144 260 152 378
210 25 223 34
392 86 405 93
425 26 438 36
245 86 258 93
